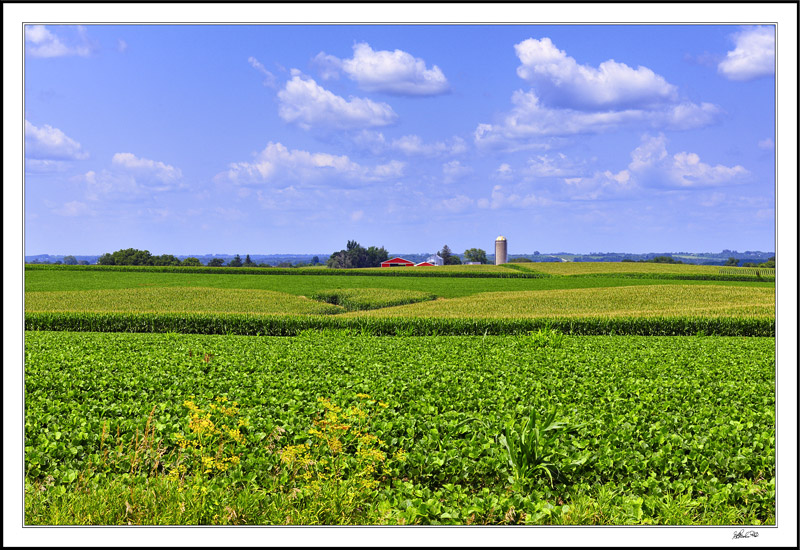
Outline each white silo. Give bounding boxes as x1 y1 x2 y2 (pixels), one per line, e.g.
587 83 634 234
495 236 507 265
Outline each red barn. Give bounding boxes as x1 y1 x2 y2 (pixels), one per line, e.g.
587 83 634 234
414 262 434 267
381 257 415 267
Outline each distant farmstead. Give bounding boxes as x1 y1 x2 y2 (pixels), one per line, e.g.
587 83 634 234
426 254 444 266
381 257 416 267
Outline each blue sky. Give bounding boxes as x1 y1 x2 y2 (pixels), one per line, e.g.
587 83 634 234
24 24 777 255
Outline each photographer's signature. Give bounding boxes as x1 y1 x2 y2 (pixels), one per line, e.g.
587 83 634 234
732 529 759 540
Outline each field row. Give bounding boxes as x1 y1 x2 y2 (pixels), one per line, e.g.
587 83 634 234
24 331 775 525
25 283 775 336
25 262 775 281
25 311 775 337
347 285 775 320
24 268 774 296
24 286 437 315
25 283 774 317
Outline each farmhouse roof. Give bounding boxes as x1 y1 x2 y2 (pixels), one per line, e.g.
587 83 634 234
381 257 416 266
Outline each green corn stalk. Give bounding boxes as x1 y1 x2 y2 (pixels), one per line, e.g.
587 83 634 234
499 406 568 490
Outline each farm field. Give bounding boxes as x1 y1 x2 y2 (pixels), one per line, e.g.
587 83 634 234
25 330 775 526
25 287 346 316
348 285 775 319
507 261 774 277
24 266 773 297
23 263 776 525
25 284 775 338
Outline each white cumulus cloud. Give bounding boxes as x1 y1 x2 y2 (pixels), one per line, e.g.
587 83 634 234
312 51 343 80
440 194 474 213
112 153 183 184
337 42 449 96
248 56 277 88
524 153 582 178
442 160 472 183
515 37 677 110
496 163 513 178
474 90 721 147
346 130 467 157
718 26 775 81
25 120 89 160
391 134 467 156
53 200 92 217
564 134 749 198
217 141 404 187
277 72 398 130
476 38 721 150
563 170 634 200
477 185 551 210
25 25 92 58
630 134 748 188
78 153 184 201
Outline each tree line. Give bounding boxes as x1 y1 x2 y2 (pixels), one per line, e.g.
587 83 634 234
439 245 488 265
326 241 389 268
96 248 321 268
325 242 491 268
742 256 775 268
87 242 495 269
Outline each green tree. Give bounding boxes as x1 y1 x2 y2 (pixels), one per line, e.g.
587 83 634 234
228 255 243 267
724 257 739 267
346 240 367 267
243 254 256 267
439 245 462 265
326 241 387 269
758 256 775 268
63 255 78 265
463 248 488 264
207 258 225 267
327 252 353 269
648 255 682 264
152 254 181 266
312 256 320 266
181 257 202 266
100 248 154 266
97 253 115 265
365 246 389 267
439 245 453 265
